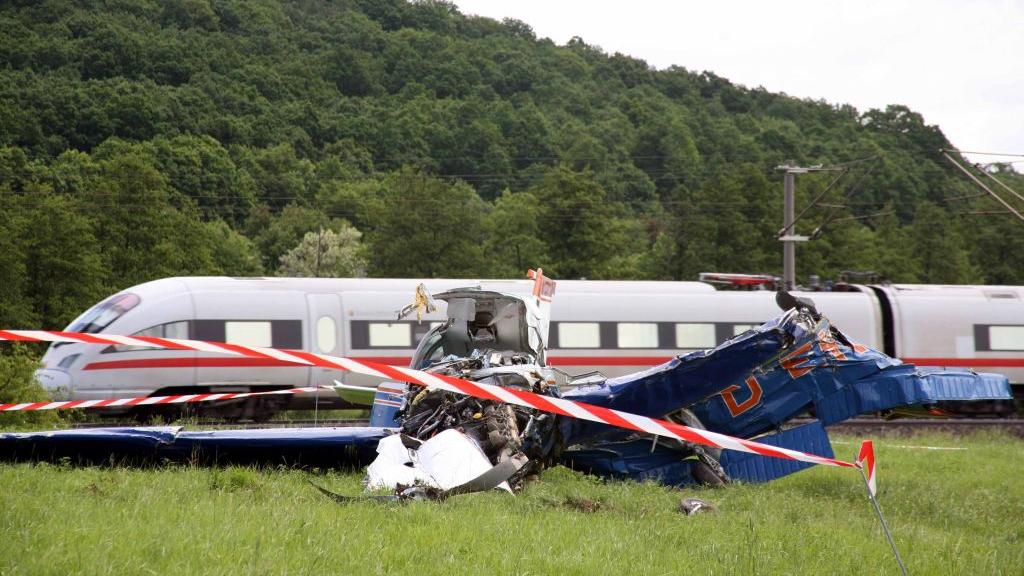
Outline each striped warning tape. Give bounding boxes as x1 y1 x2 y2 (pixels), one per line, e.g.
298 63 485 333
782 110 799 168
0 329 864 471
0 385 332 412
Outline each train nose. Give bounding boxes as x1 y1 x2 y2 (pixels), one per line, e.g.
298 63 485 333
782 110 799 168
34 369 72 400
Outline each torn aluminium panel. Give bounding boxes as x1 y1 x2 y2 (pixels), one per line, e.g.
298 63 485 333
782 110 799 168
365 429 519 494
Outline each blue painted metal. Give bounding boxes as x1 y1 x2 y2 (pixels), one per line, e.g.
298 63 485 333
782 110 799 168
561 420 834 487
369 385 404 428
719 420 833 483
0 426 388 467
0 426 179 463
562 311 1011 443
561 440 703 487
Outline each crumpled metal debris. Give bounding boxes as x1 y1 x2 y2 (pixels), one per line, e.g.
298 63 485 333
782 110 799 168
395 349 562 491
311 430 526 504
397 283 438 321
364 429 527 493
679 498 716 515
310 479 446 503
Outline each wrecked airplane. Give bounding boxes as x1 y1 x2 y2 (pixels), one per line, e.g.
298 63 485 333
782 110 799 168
0 271 1012 497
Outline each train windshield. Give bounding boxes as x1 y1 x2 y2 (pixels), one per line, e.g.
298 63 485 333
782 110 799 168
65 292 141 335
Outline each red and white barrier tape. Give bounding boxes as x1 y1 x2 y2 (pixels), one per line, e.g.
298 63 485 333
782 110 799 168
0 329 864 471
0 385 332 412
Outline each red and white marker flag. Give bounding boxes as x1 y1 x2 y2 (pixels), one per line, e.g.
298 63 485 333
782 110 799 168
857 439 877 497
528 268 556 304
0 329 862 471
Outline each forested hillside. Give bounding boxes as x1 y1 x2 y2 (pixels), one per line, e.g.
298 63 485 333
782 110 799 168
2 0 1022 331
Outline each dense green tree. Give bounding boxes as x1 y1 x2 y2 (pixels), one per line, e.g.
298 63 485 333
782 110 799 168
966 166 1024 284
17 186 107 329
0 189 35 327
871 210 923 283
150 135 256 225
80 149 218 287
365 169 487 277
483 190 549 277
530 165 645 279
909 202 977 284
204 219 265 276
0 344 59 427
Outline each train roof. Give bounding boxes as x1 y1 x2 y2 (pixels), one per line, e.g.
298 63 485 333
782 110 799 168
114 277 1024 302
126 277 719 296
884 284 1024 299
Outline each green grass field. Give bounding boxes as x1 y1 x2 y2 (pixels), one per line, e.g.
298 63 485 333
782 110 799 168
1 432 1021 575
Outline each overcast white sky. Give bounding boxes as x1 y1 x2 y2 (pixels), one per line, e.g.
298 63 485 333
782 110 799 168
455 0 1024 167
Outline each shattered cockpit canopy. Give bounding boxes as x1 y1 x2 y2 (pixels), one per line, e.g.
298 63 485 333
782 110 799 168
415 288 548 365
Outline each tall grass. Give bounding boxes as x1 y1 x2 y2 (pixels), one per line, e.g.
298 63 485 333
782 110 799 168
0 433 1020 575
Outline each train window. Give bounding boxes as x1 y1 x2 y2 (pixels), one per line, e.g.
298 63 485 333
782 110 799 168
558 322 600 348
989 326 1024 351
57 353 80 370
368 323 412 347
190 319 302 348
163 321 189 340
134 325 163 339
271 320 303 349
225 321 272 348
350 321 430 349
65 292 141 335
617 323 659 348
107 321 192 353
732 324 757 336
316 316 337 353
675 323 716 349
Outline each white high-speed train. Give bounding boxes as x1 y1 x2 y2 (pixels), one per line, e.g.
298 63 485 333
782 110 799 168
34 277 1024 418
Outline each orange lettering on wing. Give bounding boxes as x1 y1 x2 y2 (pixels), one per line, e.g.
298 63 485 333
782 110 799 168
721 375 764 417
780 341 815 379
818 329 847 361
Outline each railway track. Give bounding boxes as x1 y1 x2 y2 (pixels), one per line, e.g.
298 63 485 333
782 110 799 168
66 418 1024 436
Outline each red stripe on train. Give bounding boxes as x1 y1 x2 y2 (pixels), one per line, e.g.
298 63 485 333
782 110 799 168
83 358 303 370
83 355 1024 371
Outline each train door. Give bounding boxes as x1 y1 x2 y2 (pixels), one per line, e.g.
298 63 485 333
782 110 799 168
307 293 343 387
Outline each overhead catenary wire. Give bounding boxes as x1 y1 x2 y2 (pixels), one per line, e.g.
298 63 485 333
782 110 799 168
941 151 1024 223
954 210 1017 217
977 165 1024 205
941 192 988 203
825 211 896 224
776 167 849 238
810 159 882 239
945 149 1024 158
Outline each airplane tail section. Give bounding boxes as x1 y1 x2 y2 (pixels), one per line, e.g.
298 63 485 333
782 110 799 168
334 380 405 428
368 382 405 428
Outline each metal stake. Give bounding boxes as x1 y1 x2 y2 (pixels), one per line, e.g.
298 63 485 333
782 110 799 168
859 464 909 576
313 383 320 427
783 170 796 291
